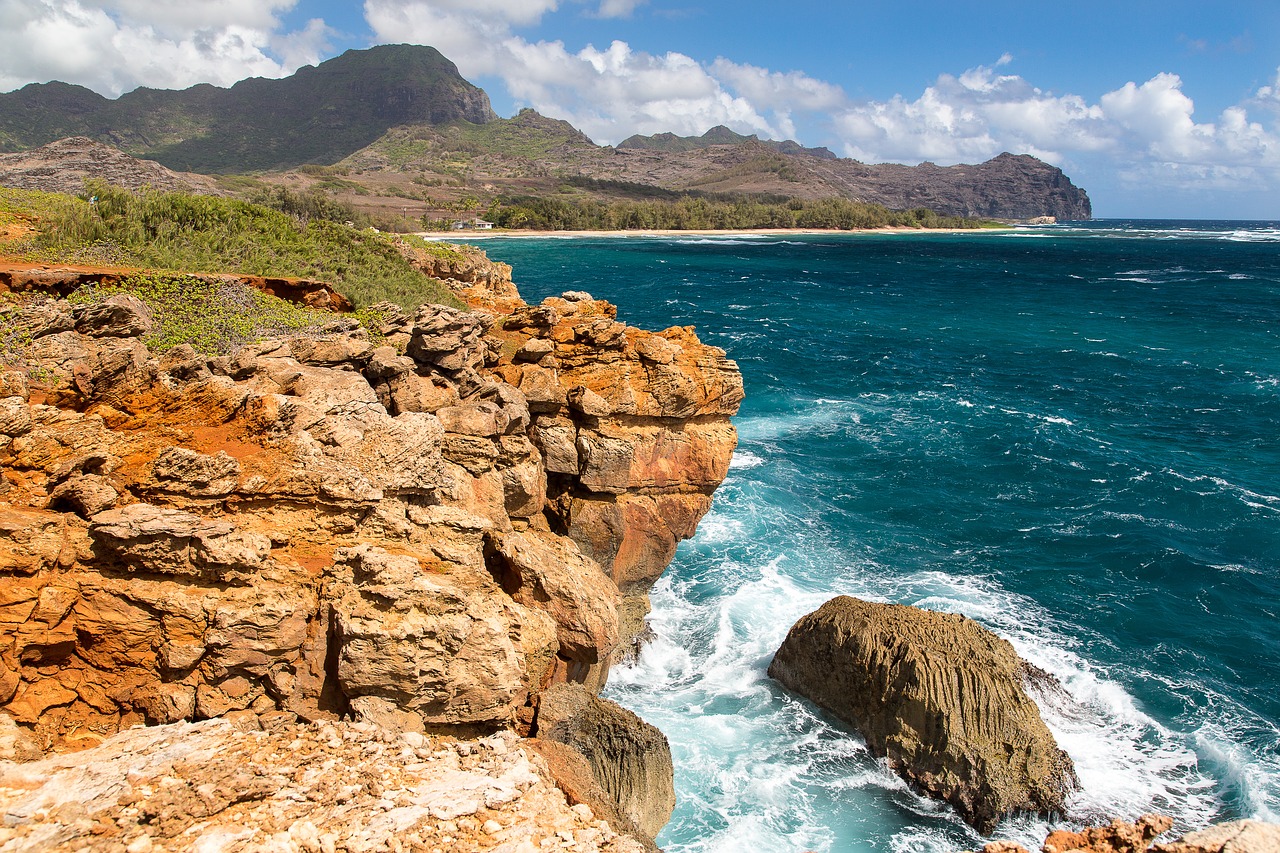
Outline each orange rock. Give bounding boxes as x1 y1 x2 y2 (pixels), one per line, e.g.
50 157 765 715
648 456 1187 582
1 247 741 756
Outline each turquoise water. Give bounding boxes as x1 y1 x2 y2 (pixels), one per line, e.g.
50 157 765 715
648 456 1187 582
470 223 1280 852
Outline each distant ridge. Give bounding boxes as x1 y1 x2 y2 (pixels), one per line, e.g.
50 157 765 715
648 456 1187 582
0 45 496 173
620 125 837 159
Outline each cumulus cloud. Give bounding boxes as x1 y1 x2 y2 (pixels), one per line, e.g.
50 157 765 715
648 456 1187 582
591 0 646 19
0 0 332 96
831 59 1110 164
364 0 777 142
828 59 1280 193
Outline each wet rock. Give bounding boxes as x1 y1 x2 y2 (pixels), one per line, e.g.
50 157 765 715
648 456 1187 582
1043 814 1174 853
768 596 1077 834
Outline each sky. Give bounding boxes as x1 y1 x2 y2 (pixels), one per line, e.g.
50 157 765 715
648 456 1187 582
2 1 1279 218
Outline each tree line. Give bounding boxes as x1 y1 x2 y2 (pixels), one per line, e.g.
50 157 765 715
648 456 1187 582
471 194 978 231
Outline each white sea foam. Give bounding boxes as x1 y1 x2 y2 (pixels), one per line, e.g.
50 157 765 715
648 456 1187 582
730 450 766 469
610 541 1276 853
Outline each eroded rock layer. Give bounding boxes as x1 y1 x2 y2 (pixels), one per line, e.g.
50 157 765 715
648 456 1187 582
0 251 740 799
768 596 1077 834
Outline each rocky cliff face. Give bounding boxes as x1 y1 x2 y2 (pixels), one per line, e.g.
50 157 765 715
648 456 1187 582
971 814 1280 853
0 248 741 844
768 596 1078 834
815 152 1093 221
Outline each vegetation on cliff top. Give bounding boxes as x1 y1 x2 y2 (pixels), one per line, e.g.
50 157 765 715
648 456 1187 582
0 183 463 311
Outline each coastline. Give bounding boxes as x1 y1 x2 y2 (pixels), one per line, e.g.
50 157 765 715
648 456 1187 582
417 226 1007 240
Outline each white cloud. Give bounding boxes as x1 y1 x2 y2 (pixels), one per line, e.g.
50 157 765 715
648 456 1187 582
591 0 645 19
828 59 1280 195
831 59 1110 164
364 0 778 143
710 59 846 112
0 0 332 96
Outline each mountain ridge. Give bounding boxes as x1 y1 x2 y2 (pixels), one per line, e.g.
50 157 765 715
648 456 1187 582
0 45 1090 220
0 44 496 173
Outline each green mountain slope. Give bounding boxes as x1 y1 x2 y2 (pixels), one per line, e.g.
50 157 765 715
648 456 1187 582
0 45 496 173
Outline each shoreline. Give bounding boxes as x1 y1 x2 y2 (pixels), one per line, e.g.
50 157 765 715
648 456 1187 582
415 225 1008 240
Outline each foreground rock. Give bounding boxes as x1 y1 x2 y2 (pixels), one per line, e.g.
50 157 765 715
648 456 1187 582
970 814 1280 853
768 596 1077 834
0 715 646 852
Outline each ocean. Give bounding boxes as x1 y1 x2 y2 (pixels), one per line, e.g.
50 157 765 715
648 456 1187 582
469 221 1280 852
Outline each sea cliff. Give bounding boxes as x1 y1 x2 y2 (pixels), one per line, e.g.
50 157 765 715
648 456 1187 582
0 245 742 850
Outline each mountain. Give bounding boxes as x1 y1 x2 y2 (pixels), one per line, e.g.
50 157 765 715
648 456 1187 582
0 45 1091 220
0 136 222 195
0 44 496 173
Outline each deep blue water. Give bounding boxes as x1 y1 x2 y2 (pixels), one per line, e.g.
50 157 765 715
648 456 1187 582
467 221 1280 852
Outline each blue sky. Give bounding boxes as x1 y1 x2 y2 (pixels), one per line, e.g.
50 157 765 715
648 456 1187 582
3 1 1279 218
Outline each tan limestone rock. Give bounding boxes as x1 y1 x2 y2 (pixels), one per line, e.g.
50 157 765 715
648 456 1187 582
769 596 1077 834
1154 820 1280 853
325 545 558 727
534 682 675 842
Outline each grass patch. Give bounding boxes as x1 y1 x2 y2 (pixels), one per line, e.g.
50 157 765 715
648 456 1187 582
0 183 465 312
68 274 334 355
397 235 471 263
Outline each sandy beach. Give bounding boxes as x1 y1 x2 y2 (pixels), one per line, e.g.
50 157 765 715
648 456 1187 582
415 226 1005 240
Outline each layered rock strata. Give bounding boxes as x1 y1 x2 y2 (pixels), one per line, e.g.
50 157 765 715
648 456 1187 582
768 596 1077 834
0 251 742 843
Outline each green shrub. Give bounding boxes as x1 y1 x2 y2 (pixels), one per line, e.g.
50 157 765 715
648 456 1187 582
69 274 333 355
1 184 463 312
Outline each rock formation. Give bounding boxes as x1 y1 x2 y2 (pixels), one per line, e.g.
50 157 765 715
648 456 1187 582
0 715 648 852
0 262 353 313
971 814 1280 853
0 246 742 845
534 682 676 840
767 596 1077 834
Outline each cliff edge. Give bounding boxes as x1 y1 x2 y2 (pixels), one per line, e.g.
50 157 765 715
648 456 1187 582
0 245 742 847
